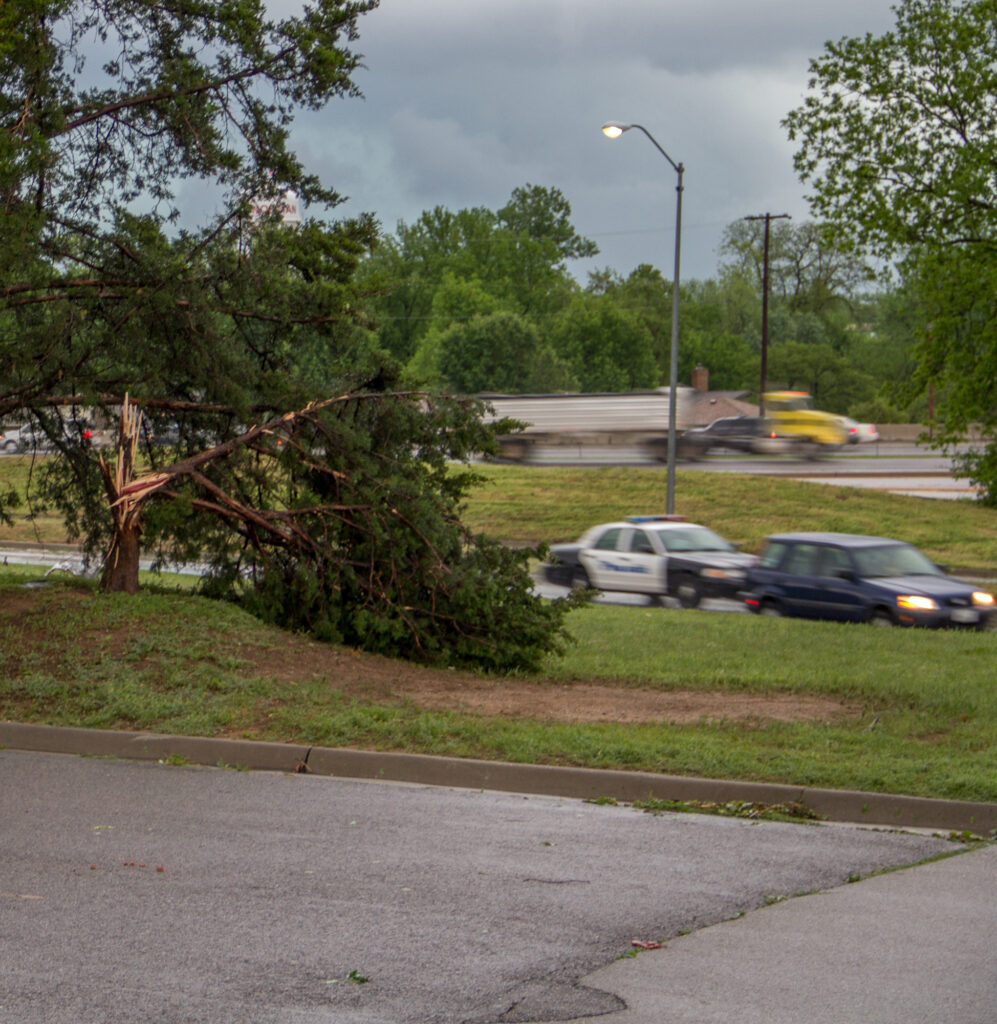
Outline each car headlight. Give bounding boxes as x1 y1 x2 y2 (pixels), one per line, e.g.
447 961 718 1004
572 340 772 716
972 591 995 607
702 568 745 581
896 595 938 611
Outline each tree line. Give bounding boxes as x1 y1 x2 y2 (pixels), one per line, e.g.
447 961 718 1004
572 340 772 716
359 191 927 426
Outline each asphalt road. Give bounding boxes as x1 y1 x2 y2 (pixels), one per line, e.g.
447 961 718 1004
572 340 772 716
1 749 955 1024
1 438 979 498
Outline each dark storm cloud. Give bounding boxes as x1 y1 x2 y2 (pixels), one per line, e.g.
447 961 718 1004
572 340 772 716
267 0 900 279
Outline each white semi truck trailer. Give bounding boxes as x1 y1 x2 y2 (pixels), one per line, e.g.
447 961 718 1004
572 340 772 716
480 389 696 462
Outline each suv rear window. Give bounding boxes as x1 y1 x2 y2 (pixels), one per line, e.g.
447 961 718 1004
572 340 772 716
818 546 853 577
784 544 820 575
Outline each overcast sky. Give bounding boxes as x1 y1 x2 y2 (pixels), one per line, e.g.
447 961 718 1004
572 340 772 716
227 1 902 282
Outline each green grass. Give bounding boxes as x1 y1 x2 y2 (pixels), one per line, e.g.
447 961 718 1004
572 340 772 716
1 573 995 803
461 465 997 571
2 459 997 804
540 604 997 802
0 454 70 544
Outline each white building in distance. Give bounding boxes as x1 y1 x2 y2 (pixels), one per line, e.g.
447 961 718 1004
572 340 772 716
249 189 302 227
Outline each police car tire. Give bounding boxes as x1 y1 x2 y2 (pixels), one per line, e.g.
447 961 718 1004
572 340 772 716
571 565 592 590
675 576 702 609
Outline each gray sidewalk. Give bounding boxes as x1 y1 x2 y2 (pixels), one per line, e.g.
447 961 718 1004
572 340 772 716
547 843 997 1024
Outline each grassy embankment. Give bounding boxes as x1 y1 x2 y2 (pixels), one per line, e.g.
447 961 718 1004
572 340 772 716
1 458 996 803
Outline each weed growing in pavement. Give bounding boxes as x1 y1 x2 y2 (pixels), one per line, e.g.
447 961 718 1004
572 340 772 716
158 754 191 767
631 798 824 824
941 829 990 844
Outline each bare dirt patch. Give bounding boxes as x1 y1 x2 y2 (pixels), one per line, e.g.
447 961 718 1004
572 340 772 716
375 680 858 725
222 635 858 726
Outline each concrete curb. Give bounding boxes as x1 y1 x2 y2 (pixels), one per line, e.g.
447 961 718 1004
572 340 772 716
2 721 994 834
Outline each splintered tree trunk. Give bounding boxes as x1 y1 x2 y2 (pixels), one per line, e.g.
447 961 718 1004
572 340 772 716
91 392 359 596
100 522 142 594
99 395 144 594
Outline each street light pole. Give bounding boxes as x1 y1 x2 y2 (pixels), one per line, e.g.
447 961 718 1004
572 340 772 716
602 122 684 515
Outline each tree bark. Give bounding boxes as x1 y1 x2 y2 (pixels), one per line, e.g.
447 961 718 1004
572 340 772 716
100 522 142 594
98 395 144 594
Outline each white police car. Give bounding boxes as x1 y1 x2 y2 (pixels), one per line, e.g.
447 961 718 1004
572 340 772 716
542 515 756 607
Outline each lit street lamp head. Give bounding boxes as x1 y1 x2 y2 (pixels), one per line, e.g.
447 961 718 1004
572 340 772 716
601 122 631 139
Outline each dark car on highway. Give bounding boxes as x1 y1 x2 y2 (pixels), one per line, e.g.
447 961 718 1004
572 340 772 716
743 532 995 628
678 416 776 459
542 515 756 608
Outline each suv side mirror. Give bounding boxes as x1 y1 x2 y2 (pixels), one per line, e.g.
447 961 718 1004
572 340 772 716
835 568 856 582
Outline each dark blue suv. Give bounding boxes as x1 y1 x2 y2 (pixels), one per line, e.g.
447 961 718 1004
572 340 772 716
743 532 995 628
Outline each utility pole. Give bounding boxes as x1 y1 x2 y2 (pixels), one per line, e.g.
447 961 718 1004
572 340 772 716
744 213 789 416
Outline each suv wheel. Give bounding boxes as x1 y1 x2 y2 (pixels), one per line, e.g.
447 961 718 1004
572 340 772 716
870 609 895 627
760 600 783 617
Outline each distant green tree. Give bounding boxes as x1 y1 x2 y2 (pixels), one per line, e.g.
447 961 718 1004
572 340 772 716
360 185 593 364
436 312 542 394
719 220 868 315
766 340 867 411
680 329 758 394
497 184 598 314
784 0 997 500
406 274 508 384
356 206 500 363
677 278 761 392
839 290 927 421
546 293 659 392
523 344 579 393
592 267 764 393
498 184 599 262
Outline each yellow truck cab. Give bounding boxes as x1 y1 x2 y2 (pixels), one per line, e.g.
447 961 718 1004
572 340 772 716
763 391 846 457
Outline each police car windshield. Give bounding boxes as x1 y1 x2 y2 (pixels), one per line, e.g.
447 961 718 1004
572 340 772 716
658 527 732 553
851 544 941 578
